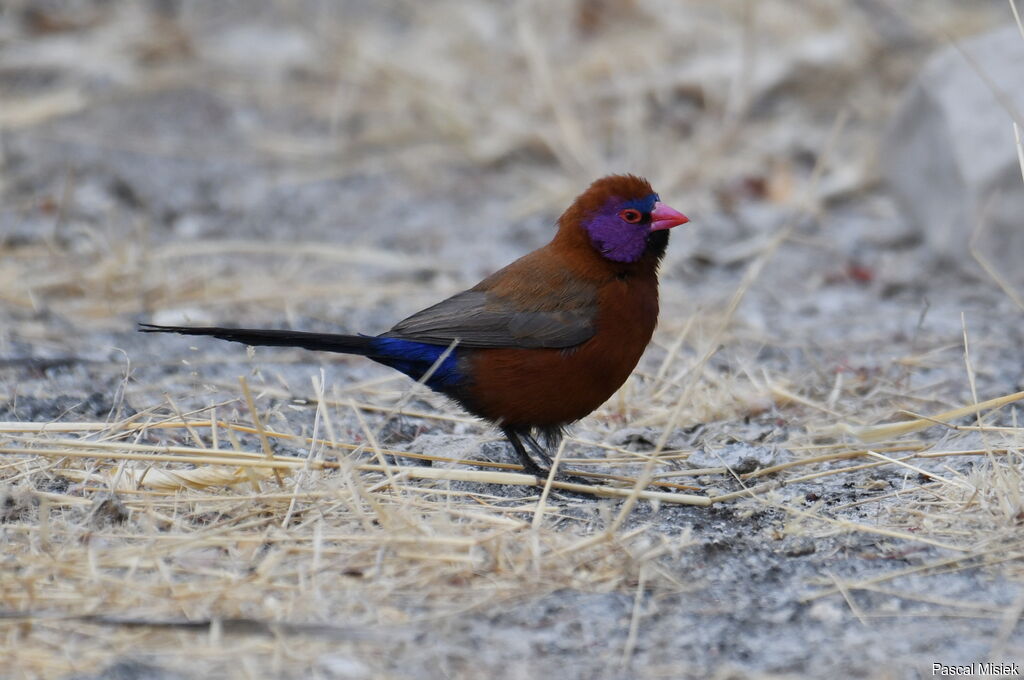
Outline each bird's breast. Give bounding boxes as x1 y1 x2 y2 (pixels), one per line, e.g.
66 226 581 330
460 274 660 428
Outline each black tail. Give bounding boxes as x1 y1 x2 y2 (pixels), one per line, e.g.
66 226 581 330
138 324 377 356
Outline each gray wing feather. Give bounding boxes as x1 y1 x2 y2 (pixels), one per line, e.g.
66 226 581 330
382 290 595 349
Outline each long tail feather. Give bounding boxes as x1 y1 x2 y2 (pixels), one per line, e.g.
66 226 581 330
138 324 377 356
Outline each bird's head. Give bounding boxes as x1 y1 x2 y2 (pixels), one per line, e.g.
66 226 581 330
559 174 690 264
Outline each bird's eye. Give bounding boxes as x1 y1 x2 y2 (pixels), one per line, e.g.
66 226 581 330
619 209 642 223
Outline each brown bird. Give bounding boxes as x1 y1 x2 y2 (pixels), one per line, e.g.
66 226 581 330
141 174 689 474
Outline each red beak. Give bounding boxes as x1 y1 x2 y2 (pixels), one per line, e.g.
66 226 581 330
650 202 690 232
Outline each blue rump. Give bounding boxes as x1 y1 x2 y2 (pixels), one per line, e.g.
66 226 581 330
370 337 463 389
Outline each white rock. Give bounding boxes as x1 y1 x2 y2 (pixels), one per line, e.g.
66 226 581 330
149 307 217 327
686 443 777 472
881 27 1024 264
316 654 371 679
199 24 316 72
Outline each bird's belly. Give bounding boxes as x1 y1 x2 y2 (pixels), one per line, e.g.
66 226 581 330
462 283 657 427
461 348 624 426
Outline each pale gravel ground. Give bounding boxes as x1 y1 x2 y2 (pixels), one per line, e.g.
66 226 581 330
3 2 1024 678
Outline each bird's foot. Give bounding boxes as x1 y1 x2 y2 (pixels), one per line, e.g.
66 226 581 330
544 470 596 488
514 456 594 487
504 428 593 487
514 452 550 477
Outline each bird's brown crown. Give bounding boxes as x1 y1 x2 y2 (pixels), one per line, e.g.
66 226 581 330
552 174 664 271
558 174 655 227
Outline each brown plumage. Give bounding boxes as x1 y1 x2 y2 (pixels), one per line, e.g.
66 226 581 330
140 174 690 474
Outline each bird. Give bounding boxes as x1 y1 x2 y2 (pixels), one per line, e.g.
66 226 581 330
140 174 689 475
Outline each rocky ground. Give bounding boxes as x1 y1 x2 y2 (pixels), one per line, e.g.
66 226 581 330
2 2 1024 678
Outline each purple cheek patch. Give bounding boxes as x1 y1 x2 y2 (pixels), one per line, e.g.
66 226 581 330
583 213 650 263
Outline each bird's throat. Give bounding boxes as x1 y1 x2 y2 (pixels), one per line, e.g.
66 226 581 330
645 229 670 261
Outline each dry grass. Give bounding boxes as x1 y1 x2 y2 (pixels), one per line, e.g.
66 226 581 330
4 337 1024 676
0 380 704 677
5 261 1024 677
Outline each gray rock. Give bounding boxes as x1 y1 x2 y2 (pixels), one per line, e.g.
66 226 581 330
881 26 1024 266
68 660 187 680
608 426 659 449
686 443 778 473
316 654 372 679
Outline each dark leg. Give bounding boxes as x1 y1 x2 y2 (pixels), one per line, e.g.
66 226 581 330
521 431 554 468
502 427 547 476
503 427 592 491
525 428 593 487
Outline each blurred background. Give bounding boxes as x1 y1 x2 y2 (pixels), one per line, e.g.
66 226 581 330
0 0 1019 383
0 1 1014 329
2 0 1023 425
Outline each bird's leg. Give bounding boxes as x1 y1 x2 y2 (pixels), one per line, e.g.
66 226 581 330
523 431 595 487
521 431 554 468
504 428 593 491
502 427 547 476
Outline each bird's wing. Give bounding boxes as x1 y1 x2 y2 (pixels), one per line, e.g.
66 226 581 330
382 290 595 349
383 252 598 349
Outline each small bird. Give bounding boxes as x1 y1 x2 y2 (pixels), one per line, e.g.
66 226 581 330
141 174 689 474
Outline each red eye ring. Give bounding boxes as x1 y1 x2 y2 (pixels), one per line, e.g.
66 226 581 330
619 209 642 224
